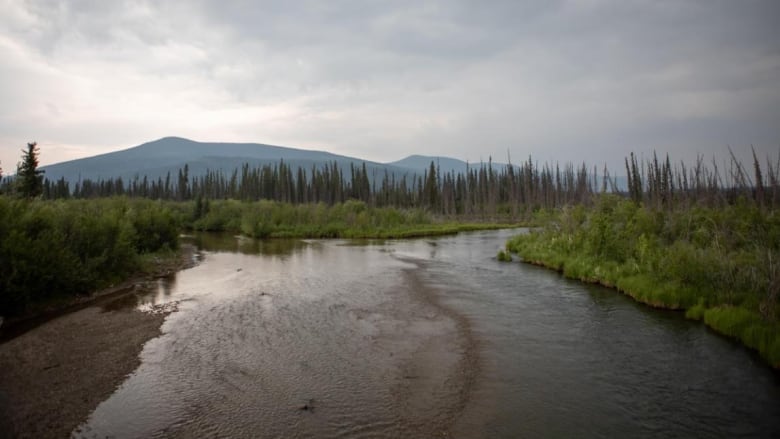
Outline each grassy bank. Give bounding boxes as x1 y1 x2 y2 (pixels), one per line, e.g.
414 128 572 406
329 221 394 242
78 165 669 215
506 195 780 368
0 197 180 317
179 198 517 239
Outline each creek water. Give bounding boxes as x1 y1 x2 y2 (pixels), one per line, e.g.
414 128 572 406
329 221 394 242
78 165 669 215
74 230 780 438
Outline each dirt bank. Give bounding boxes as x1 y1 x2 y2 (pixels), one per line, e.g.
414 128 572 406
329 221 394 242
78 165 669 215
0 307 167 438
0 245 197 439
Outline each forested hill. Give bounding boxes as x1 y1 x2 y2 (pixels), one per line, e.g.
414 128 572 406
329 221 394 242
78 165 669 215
39 137 431 184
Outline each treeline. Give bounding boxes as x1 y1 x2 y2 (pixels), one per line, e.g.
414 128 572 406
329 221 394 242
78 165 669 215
36 158 603 217
3 144 777 215
0 197 179 316
40 151 780 215
623 148 780 209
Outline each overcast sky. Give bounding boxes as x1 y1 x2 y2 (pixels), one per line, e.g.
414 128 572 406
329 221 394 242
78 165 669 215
1 0 778 174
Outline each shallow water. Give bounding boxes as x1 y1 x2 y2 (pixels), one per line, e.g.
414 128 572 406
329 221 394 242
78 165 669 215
75 230 780 438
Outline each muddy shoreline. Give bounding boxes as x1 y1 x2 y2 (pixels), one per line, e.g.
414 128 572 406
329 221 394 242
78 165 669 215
0 245 198 342
0 245 197 439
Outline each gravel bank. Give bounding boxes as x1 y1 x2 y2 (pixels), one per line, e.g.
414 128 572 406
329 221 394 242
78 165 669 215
0 245 196 439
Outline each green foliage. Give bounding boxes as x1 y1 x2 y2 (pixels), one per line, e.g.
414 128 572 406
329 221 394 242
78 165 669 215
506 195 780 367
497 249 512 262
129 205 180 252
186 199 510 239
0 197 180 316
703 307 780 367
685 300 706 320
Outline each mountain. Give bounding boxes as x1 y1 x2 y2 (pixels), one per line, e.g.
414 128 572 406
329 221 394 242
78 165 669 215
390 155 470 176
40 137 420 184
38 137 629 191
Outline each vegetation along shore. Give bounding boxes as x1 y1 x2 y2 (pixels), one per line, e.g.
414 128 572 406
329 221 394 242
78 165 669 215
505 152 780 368
0 196 514 321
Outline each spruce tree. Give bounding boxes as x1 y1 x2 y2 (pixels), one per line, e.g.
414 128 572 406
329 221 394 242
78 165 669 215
16 142 44 198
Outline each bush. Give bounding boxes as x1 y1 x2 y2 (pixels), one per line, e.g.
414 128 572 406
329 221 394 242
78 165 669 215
0 197 180 316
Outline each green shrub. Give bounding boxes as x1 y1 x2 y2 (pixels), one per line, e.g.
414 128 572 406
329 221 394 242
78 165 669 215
0 197 180 316
497 249 512 262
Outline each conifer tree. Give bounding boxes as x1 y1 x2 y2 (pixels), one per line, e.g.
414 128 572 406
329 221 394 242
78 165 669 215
16 142 44 198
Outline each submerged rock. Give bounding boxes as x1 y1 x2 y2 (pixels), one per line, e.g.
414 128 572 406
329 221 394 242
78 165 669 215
298 399 316 412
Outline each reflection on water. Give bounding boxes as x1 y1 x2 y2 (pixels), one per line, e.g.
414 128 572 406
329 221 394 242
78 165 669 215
188 232 311 256
101 233 312 313
78 230 780 439
101 276 178 313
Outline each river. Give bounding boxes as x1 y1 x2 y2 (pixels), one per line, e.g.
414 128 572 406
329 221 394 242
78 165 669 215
74 229 780 438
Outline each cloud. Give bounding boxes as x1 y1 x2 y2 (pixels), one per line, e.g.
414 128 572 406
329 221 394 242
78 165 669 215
0 0 778 173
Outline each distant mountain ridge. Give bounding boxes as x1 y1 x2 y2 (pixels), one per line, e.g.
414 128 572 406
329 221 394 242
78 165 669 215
39 137 512 185
40 137 399 183
387 155 503 176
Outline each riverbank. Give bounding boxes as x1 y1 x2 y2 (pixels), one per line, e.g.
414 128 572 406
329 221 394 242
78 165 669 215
505 198 780 369
0 307 167 438
0 245 196 439
512 252 780 371
212 221 520 240
0 245 195 341
182 198 523 239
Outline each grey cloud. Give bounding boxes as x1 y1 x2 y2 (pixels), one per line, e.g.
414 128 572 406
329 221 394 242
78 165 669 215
0 0 778 172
